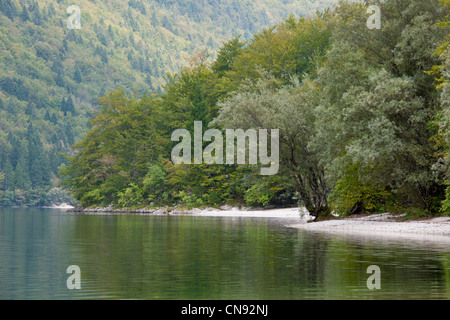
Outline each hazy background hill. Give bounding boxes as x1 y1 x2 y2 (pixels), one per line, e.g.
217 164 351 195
0 0 342 206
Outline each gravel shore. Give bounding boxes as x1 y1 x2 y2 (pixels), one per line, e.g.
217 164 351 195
67 205 305 218
195 208 450 239
290 212 450 238
190 206 303 218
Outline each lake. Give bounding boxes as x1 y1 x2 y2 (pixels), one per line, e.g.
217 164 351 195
0 207 449 300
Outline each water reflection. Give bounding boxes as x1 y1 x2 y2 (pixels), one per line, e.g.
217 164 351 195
297 229 450 299
0 208 449 299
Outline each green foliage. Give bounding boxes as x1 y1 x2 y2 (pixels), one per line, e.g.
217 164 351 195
143 163 168 203
0 171 4 201
225 14 333 86
177 190 204 209
117 183 144 209
433 0 450 216
2 190 15 206
58 0 450 218
2 0 319 207
404 207 430 220
313 0 448 212
46 187 73 205
441 186 450 216
59 89 166 207
213 72 327 215
244 182 277 207
329 163 392 216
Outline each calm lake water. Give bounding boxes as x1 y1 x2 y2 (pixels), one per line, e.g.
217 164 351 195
0 207 449 300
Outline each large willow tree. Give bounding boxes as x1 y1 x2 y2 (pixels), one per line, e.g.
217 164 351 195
213 73 328 216
312 0 448 214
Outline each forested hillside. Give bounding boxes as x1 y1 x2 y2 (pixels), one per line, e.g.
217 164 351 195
0 0 336 206
60 0 450 218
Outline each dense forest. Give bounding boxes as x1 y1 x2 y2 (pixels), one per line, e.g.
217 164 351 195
59 0 450 218
0 0 332 206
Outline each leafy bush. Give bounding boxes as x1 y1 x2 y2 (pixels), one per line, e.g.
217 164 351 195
244 184 274 207
441 186 450 216
117 183 144 209
143 163 167 203
329 164 391 216
177 190 204 209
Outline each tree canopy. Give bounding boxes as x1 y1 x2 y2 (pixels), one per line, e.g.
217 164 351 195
60 0 450 218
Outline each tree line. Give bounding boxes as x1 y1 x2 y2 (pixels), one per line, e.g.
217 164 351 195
1 0 309 207
60 0 450 218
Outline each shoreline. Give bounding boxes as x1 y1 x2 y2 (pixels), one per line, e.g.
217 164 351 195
289 212 450 239
66 206 450 238
68 206 450 240
67 205 305 218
